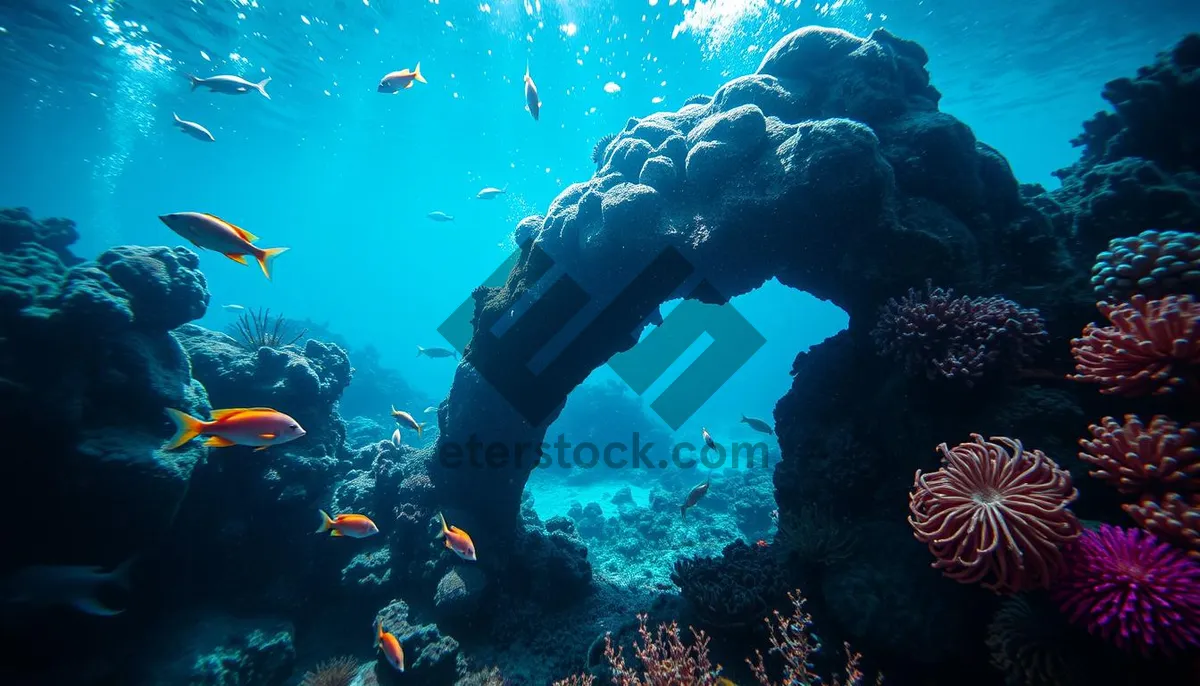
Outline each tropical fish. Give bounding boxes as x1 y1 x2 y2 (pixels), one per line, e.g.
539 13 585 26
185 73 272 99
702 427 716 450
476 185 507 199
376 618 405 672
740 415 774 435
523 62 540 120
158 212 289 280
423 406 438 414
378 63 426 93
222 304 245 312
427 211 454 222
390 405 424 439
163 407 306 451
3 557 135 616
173 113 214 142
680 478 711 519
436 512 477 561
316 510 379 538
391 428 402 448
417 345 458 359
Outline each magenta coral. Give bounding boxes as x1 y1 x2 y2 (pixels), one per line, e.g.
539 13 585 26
908 434 1081 594
1077 414 1200 495
1053 524 1200 656
871 280 1047 385
1068 294 1200 396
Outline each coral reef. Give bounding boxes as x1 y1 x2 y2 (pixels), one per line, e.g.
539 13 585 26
1067 294 1199 396
1052 525 1200 656
136 615 296 686
0 207 210 574
671 540 791 628
908 434 1081 594
227 306 309 350
871 279 1047 384
373 600 461 685
1090 230 1200 301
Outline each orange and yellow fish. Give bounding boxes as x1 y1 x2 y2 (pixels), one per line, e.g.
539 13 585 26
158 212 288 280
390 405 423 439
377 63 426 93
437 512 477 561
164 407 306 451
316 510 379 538
375 618 405 672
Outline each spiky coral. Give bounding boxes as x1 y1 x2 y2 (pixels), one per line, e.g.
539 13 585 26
1068 294 1200 396
1077 414 1200 495
227 306 308 350
872 280 1047 385
1053 525 1200 656
1126 492 1200 561
299 656 362 686
592 133 617 167
908 434 1081 593
748 590 879 686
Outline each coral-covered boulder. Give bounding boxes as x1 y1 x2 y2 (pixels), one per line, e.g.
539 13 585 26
134 614 296 686
373 600 460 685
96 245 209 330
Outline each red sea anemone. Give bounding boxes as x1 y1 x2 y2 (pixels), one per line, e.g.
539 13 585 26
908 434 1082 594
1053 524 1200 656
1068 294 1200 396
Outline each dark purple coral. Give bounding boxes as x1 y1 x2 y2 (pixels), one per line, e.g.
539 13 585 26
872 279 1048 385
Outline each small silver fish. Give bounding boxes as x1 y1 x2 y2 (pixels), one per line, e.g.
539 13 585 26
390 428 402 448
222 304 245 312
427 211 454 222
417 345 458 359
477 186 507 199
173 113 215 142
740 415 774 435
702 427 716 450
185 73 271 99
424 406 437 414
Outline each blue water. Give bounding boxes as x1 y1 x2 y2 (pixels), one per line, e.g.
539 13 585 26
2 0 1190 443
2 0 1198 681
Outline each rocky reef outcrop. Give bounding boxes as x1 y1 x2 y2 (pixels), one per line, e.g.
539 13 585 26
429 25 1078 561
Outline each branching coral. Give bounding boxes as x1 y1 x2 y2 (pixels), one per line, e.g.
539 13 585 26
1090 230 1200 301
1077 414 1200 496
1053 524 1200 656
872 279 1047 385
1068 294 1200 396
299 656 361 686
908 434 1081 593
227 307 308 350
748 590 879 686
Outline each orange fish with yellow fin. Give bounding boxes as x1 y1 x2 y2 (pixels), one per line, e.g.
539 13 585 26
164 407 306 451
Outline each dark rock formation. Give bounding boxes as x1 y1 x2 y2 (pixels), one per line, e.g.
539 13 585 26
0 207 211 566
428 25 1077 562
373 600 461 685
134 615 296 686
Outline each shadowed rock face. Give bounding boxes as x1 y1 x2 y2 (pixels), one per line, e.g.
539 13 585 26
429 26 1075 556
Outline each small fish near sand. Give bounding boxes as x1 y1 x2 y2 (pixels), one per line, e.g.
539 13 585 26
3 557 135 616
523 62 540 121
158 212 289 280
740 414 774 435
316 510 379 538
436 512 477 561
378 63 427 93
417 345 458 360
185 73 272 100
680 478 711 519
172 113 214 142
476 185 507 199
376 618 405 672
163 407 306 451
427 211 454 222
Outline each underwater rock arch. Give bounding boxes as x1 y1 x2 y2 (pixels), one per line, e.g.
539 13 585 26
427 25 1076 558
